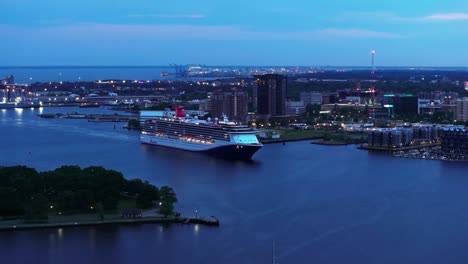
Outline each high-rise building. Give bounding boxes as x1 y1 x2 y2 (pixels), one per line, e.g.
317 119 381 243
456 98 468 121
255 74 287 116
210 90 248 122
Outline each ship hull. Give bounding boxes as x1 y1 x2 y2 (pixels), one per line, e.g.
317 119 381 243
141 134 262 160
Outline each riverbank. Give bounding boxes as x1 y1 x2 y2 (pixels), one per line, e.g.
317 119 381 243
259 129 367 145
0 215 219 231
310 139 355 146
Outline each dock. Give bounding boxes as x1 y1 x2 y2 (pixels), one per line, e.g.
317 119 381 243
38 113 134 122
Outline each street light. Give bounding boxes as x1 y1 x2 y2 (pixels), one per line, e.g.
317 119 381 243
195 209 198 219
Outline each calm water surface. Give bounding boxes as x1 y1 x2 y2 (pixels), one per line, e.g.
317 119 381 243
1 107 468 264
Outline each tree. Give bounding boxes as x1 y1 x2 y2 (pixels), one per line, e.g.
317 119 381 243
25 193 49 220
0 165 176 219
125 179 145 196
0 187 23 216
159 186 177 216
304 103 321 119
82 166 125 210
127 119 141 130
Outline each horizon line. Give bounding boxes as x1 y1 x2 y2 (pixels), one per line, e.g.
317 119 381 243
2 65 468 69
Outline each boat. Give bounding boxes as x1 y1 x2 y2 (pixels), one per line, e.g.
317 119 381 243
160 71 169 77
140 106 263 160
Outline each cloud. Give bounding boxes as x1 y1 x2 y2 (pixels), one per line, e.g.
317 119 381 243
338 11 468 23
337 11 401 22
312 28 404 39
419 13 468 21
128 14 206 19
0 23 404 42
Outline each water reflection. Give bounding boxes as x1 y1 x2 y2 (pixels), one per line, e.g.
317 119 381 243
57 228 63 239
14 108 23 116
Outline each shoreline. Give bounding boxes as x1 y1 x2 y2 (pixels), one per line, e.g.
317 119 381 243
0 216 219 231
260 137 322 144
310 139 356 146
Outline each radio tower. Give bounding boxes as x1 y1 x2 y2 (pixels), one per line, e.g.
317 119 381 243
370 49 376 118
371 49 376 81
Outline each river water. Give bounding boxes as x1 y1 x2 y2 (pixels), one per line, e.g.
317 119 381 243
1 107 468 264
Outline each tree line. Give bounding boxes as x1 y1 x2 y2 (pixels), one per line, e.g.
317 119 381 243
0 165 176 219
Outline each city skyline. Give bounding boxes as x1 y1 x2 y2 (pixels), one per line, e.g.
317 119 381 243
3 0 468 66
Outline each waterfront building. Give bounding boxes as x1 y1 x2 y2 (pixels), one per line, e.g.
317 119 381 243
210 90 248 121
368 129 404 148
300 92 322 105
440 128 468 159
455 98 468 122
367 125 444 148
411 125 441 142
255 74 287 116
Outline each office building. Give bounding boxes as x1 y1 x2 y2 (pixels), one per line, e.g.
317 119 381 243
255 74 287 116
210 90 248 122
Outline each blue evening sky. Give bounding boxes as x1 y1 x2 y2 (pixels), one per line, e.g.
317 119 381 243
2 0 468 66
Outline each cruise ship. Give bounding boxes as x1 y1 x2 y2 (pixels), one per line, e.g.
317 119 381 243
140 107 263 160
